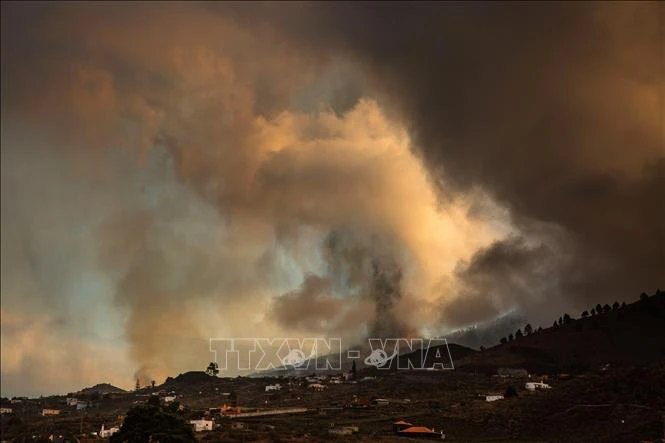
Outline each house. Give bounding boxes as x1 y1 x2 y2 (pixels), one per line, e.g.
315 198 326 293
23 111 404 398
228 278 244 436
525 382 551 391
397 426 445 440
348 398 371 409
308 383 327 391
393 420 414 432
372 398 390 407
484 394 504 402
163 395 177 403
99 424 120 438
265 383 282 392
66 398 78 406
0 407 13 414
42 409 61 416
190 419 214 432
76 401 90 410
329 426 359 435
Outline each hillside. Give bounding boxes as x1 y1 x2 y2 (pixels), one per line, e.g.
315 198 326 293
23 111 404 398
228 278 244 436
76 383 127 395
455 290 665 374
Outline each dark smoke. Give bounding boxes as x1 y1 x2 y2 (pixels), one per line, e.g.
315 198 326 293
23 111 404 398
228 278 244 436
230 1 665 318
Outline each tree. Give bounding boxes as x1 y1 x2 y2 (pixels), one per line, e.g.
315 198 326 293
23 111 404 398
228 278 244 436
596 303 602 313
229 391 237 407
552 321 558 328
147 395 161 407
504 385 519 398
612 301 620 310
508 333 514 341
563 313 572 324
640 292 649 301
621 302 627 308
205 362 219 377
581 310 589 318
515 329 523 338
603 304 611 313
351 360 357 379
590 307 596 316
480 345 486 352
110 403 195 443
135 379 140 391
558 317 563 325
524 324 533 335
537 326 543 332
151 380 156 389
500 337 508 345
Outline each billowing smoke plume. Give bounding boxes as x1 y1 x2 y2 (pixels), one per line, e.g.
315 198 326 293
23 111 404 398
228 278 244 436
229 1 665 319
2 2 661 395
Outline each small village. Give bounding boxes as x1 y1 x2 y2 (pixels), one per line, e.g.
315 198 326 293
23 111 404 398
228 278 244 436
1 364 564 442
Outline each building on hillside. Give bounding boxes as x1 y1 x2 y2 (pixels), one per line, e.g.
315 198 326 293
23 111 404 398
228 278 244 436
76 401 90 410
372 398 390 407
265 384 282 392
42 409 61 416
308 383 327 391
99 424 120 438
190 419 214 432
483 394 504 402
231 421 247 430
397 426 445 440
163 395 177 403
329 426 359 435
0 407 13 414
393 420 414 432
525 382 551 391
66 398 78 406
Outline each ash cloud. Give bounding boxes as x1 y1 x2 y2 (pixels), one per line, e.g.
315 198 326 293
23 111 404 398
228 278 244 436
3 2 661 394
237 1 665 314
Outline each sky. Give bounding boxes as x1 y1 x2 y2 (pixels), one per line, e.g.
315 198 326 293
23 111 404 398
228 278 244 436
1 1 663 397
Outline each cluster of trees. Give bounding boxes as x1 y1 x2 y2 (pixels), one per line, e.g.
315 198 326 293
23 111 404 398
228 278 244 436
110 395 195 443
496 290 663 346
580 301 625 318
205 362 219 376
498 322 542 344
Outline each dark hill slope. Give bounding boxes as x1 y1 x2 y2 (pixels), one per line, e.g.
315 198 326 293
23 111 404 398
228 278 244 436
455 291 665 373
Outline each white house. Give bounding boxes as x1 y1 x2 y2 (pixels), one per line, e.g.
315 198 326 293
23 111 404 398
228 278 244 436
308 383 327 391
99 424 120 438
66 398 78 406
76 401 90 410
485 394 504 402
163 395 177 403
265 384 282 392
329 426 359 435
190 419 214 432
0 407 13 414
525 382 551 391
42 409 61 416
